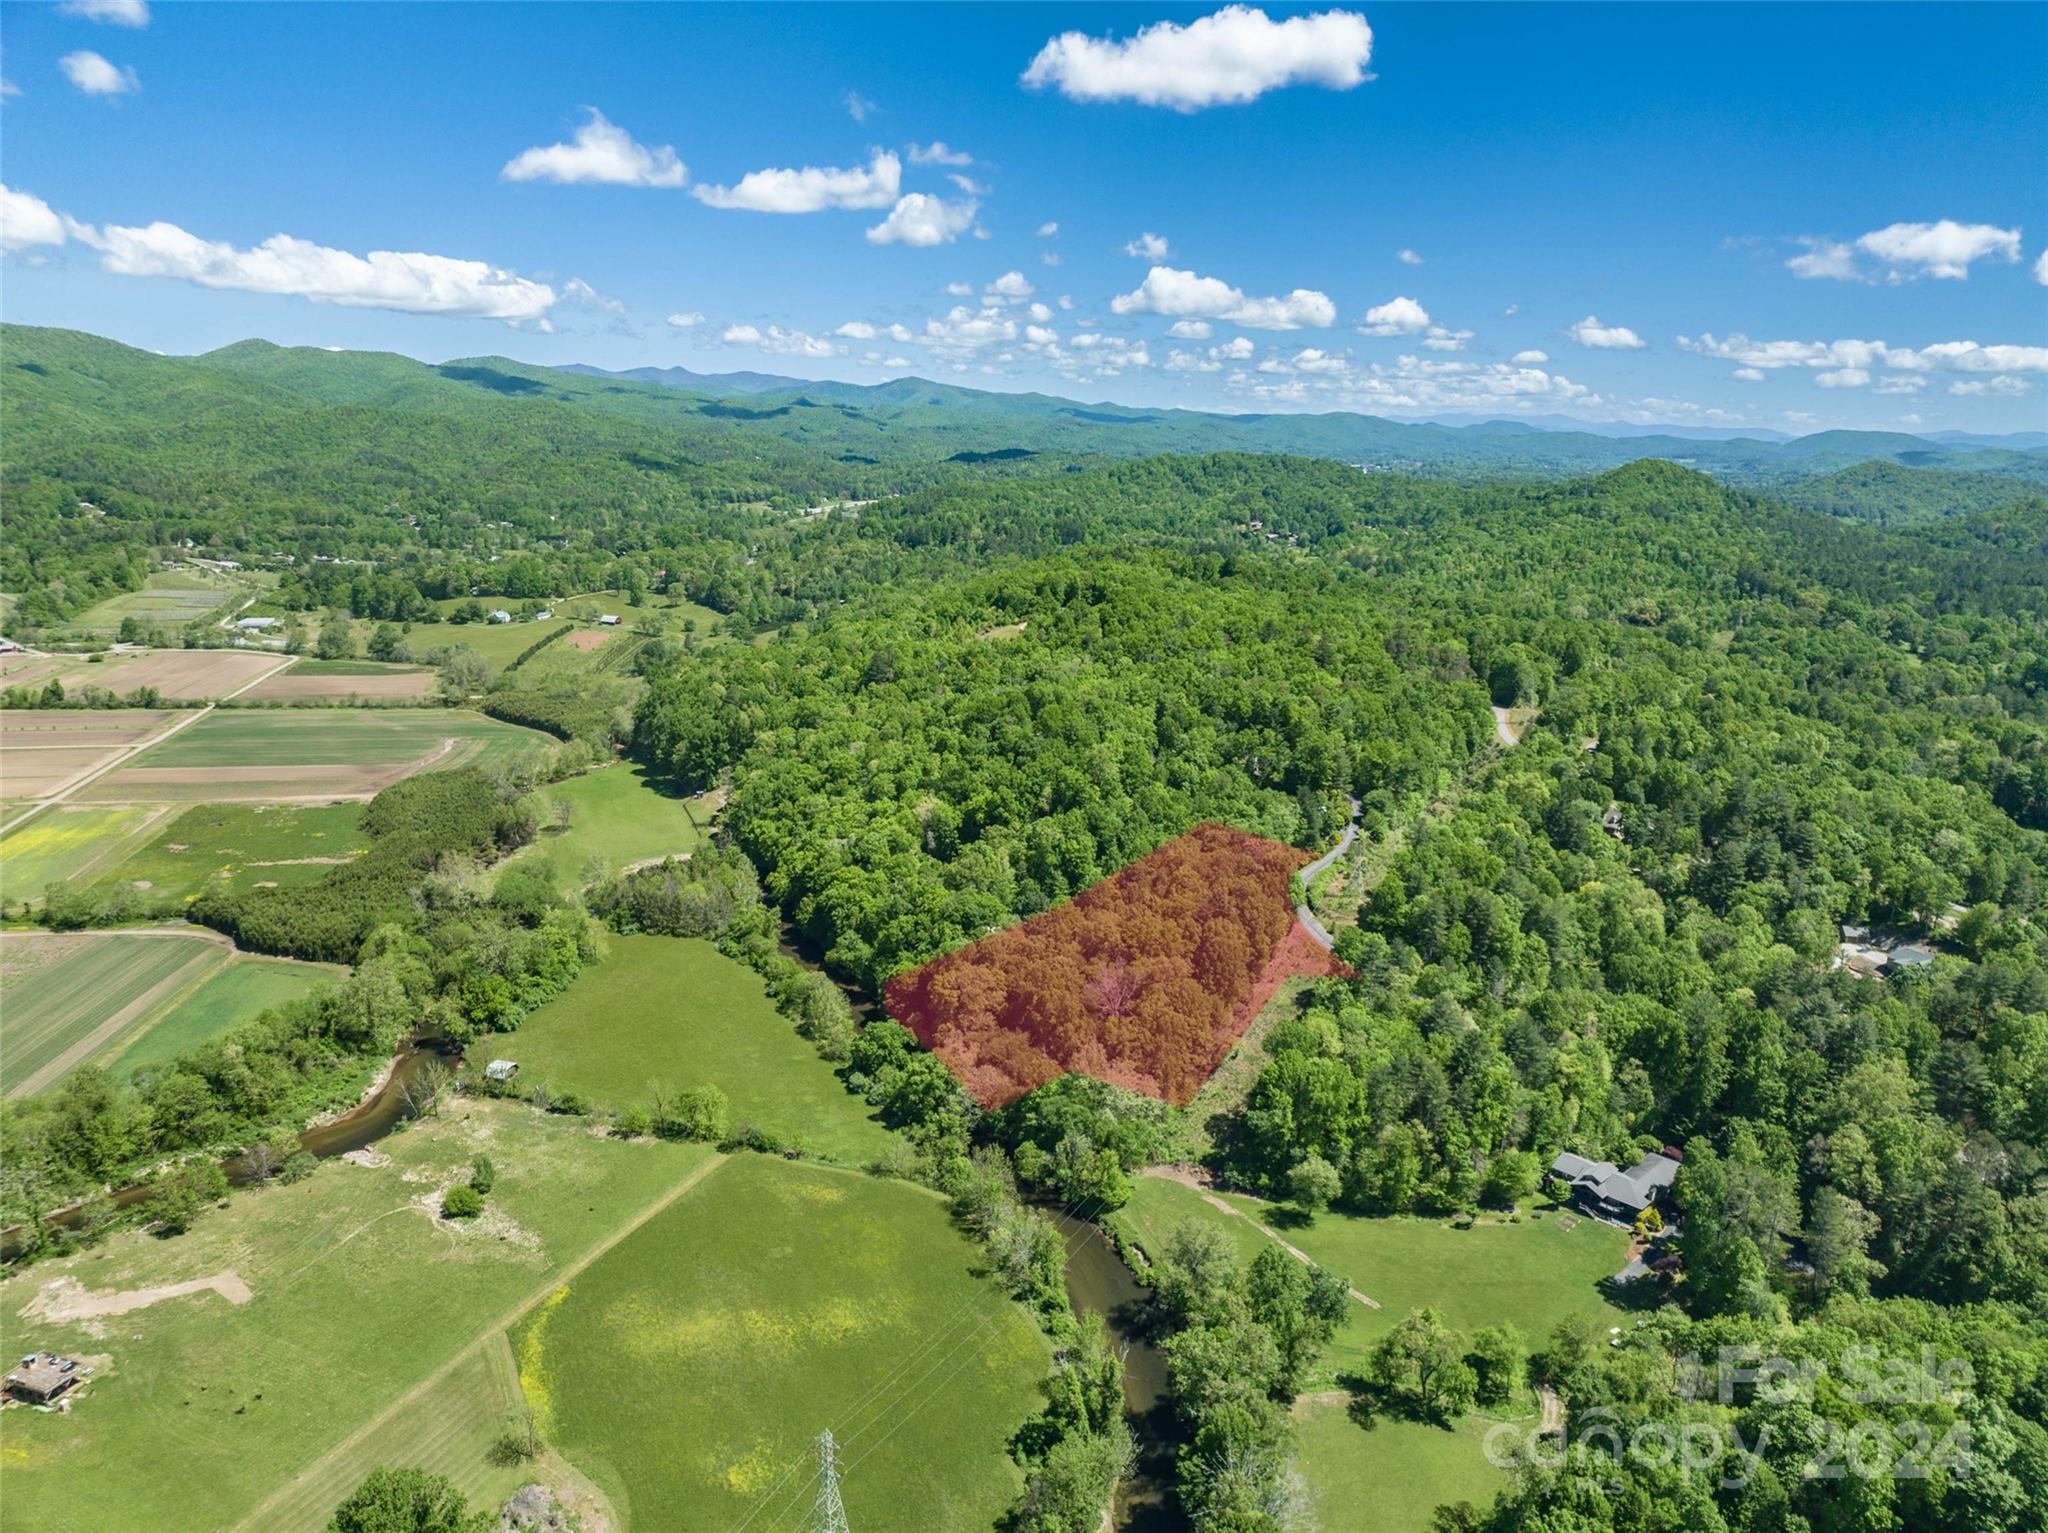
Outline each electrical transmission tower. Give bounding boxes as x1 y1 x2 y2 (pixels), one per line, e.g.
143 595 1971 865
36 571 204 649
810 1428 850 1533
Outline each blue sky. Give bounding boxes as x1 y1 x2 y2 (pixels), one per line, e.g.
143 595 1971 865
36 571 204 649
3 2 2044 432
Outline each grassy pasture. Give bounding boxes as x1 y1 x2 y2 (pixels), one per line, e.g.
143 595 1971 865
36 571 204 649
407 619 554 669
516 1155 1046 1533
0 1101 718 1533
113 956 344 1074
78 709 551 802
0 804 168 898
0 931 226 1096
87 800 367 905
495 762 711 889
481 935 890 1165
1294 1398 1510 1532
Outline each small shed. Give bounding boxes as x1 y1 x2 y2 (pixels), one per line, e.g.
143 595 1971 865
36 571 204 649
5 1353 88 1406
484 1059 520 1083
597 614 622 627
487 609 513 624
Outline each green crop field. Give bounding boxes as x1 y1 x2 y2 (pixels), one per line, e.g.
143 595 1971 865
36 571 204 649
88 800 367 905
495 763 712 889
480 935 890 1165
114 956 345 1074
71 570 255 634
0 804 167 898
514 1155 1046 1532
0 931 225 1096
0 1101 717 1533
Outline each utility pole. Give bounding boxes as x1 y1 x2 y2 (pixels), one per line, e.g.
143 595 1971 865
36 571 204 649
810 1429 850 1533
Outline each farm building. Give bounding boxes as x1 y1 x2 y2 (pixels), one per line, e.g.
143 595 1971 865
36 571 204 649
1549 1148 1681 1224
597 614 622 627
487 610 513 624
5 1353 90 1406
484 1059 520 1083
234 616 279 632
1835 925 1942 979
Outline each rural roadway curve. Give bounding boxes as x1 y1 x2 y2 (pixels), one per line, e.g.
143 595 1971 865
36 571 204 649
1295 796 1360 951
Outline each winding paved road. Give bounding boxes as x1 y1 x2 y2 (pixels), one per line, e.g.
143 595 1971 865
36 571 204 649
1295 795 1361 951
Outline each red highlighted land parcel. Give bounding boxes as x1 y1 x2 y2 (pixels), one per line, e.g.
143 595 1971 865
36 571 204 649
884 822 1348 1108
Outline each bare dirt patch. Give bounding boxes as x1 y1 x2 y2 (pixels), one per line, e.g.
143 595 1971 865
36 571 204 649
0 747 131 799
559 629 611 654
243 667 436 702
23 1270 253 1324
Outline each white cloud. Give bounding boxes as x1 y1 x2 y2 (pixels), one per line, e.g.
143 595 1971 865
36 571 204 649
1857 220 2021 281
1165 348 1221 373
1679 331 2048 378
502 109 687 188
722 322 838 358
908 141 973 166
1510 349 1548 365
1058 294 1075 311
695 150 899 213
1871 375 1926 395
1290 347 1348 374
1886 340 2048 374
1949 376 2032 397
562 277 624 315
60 0 149 24
948 173 990 197
59 50 138 95
1359 295 1430 335
984 271 1035 301
1041 251 1062 268
1 185 72 252
1786 236 1859 281
85 219 555 319
665 311 705 328
1731 367 1765 382
1213 336 1255 360
1168 319 1213 340
845 92 878 123
1124 232 1170 260
1396 248 1422 266
924 305 1018 350
1503 302 1519 316
1566 315 1646 349
835 319 915 342
1 78 19 99
1037 221 1060 238
866 192 977 246
1111 264 1333 329
1421 325 1471 352
1027 301 1053 321
1815 367 1869 389
1022 5 1374 111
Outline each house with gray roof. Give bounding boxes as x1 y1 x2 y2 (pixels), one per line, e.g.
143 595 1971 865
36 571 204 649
1549 1148 1682 1224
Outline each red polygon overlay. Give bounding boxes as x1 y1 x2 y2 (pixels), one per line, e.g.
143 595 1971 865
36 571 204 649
884 822 1350 1109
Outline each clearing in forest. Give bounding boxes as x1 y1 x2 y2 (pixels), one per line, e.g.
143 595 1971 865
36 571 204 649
479 934 889 1164
491 761 711 889
513 1154 1046 1532
886 822 1347 1108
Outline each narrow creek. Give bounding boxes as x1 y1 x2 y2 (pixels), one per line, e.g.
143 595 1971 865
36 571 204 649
1052 1209 1187 1531
1 1043 455 1259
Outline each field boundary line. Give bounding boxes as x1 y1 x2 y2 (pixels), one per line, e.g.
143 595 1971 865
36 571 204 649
87 941 243 1072
225 1148 730 1533
0 653 295 836
6 939 228 1099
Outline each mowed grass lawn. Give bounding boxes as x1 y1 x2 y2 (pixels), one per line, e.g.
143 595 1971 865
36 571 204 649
88 800 366 905
0 1101 718 1533
495 763 711 889
517 1155 1047 1533
114 956 344 1074
1122 1177 1631 1533
0 931 225 1096
481 935 890 1165
0 804 166 898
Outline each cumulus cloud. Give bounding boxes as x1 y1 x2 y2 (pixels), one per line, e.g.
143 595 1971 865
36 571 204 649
60 0 149 24
1022 5 1374 111
1421 325 1471 352
502 109 687 188
1857 220 2021 280
1731 367 1765 382
1566 315 1646 349
561 277 624 315
59 50 138 94
1786 237 1859 281
2038 248 2048 285
1815 367 1869 389
721 322 838 357
84 218 556 319
1041 252 1062 267
1038 221 1059 237
866 192 978 246
1359 295 1430 335
924 305 1019 350
1111 265 1333 329
665 311 704 328
1 185 73 252
1124 232 1169 260
1510 349 1548 365
695 150 899 212
845 91 878 123
985 270 1035 301
1228 352 1601 415
835 319 915 342
1213 335 1255 360
907 141 973 166
1678 331 2048 381
1949 376 2031 397
1168 319 1213 340
1396 248 1422 266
